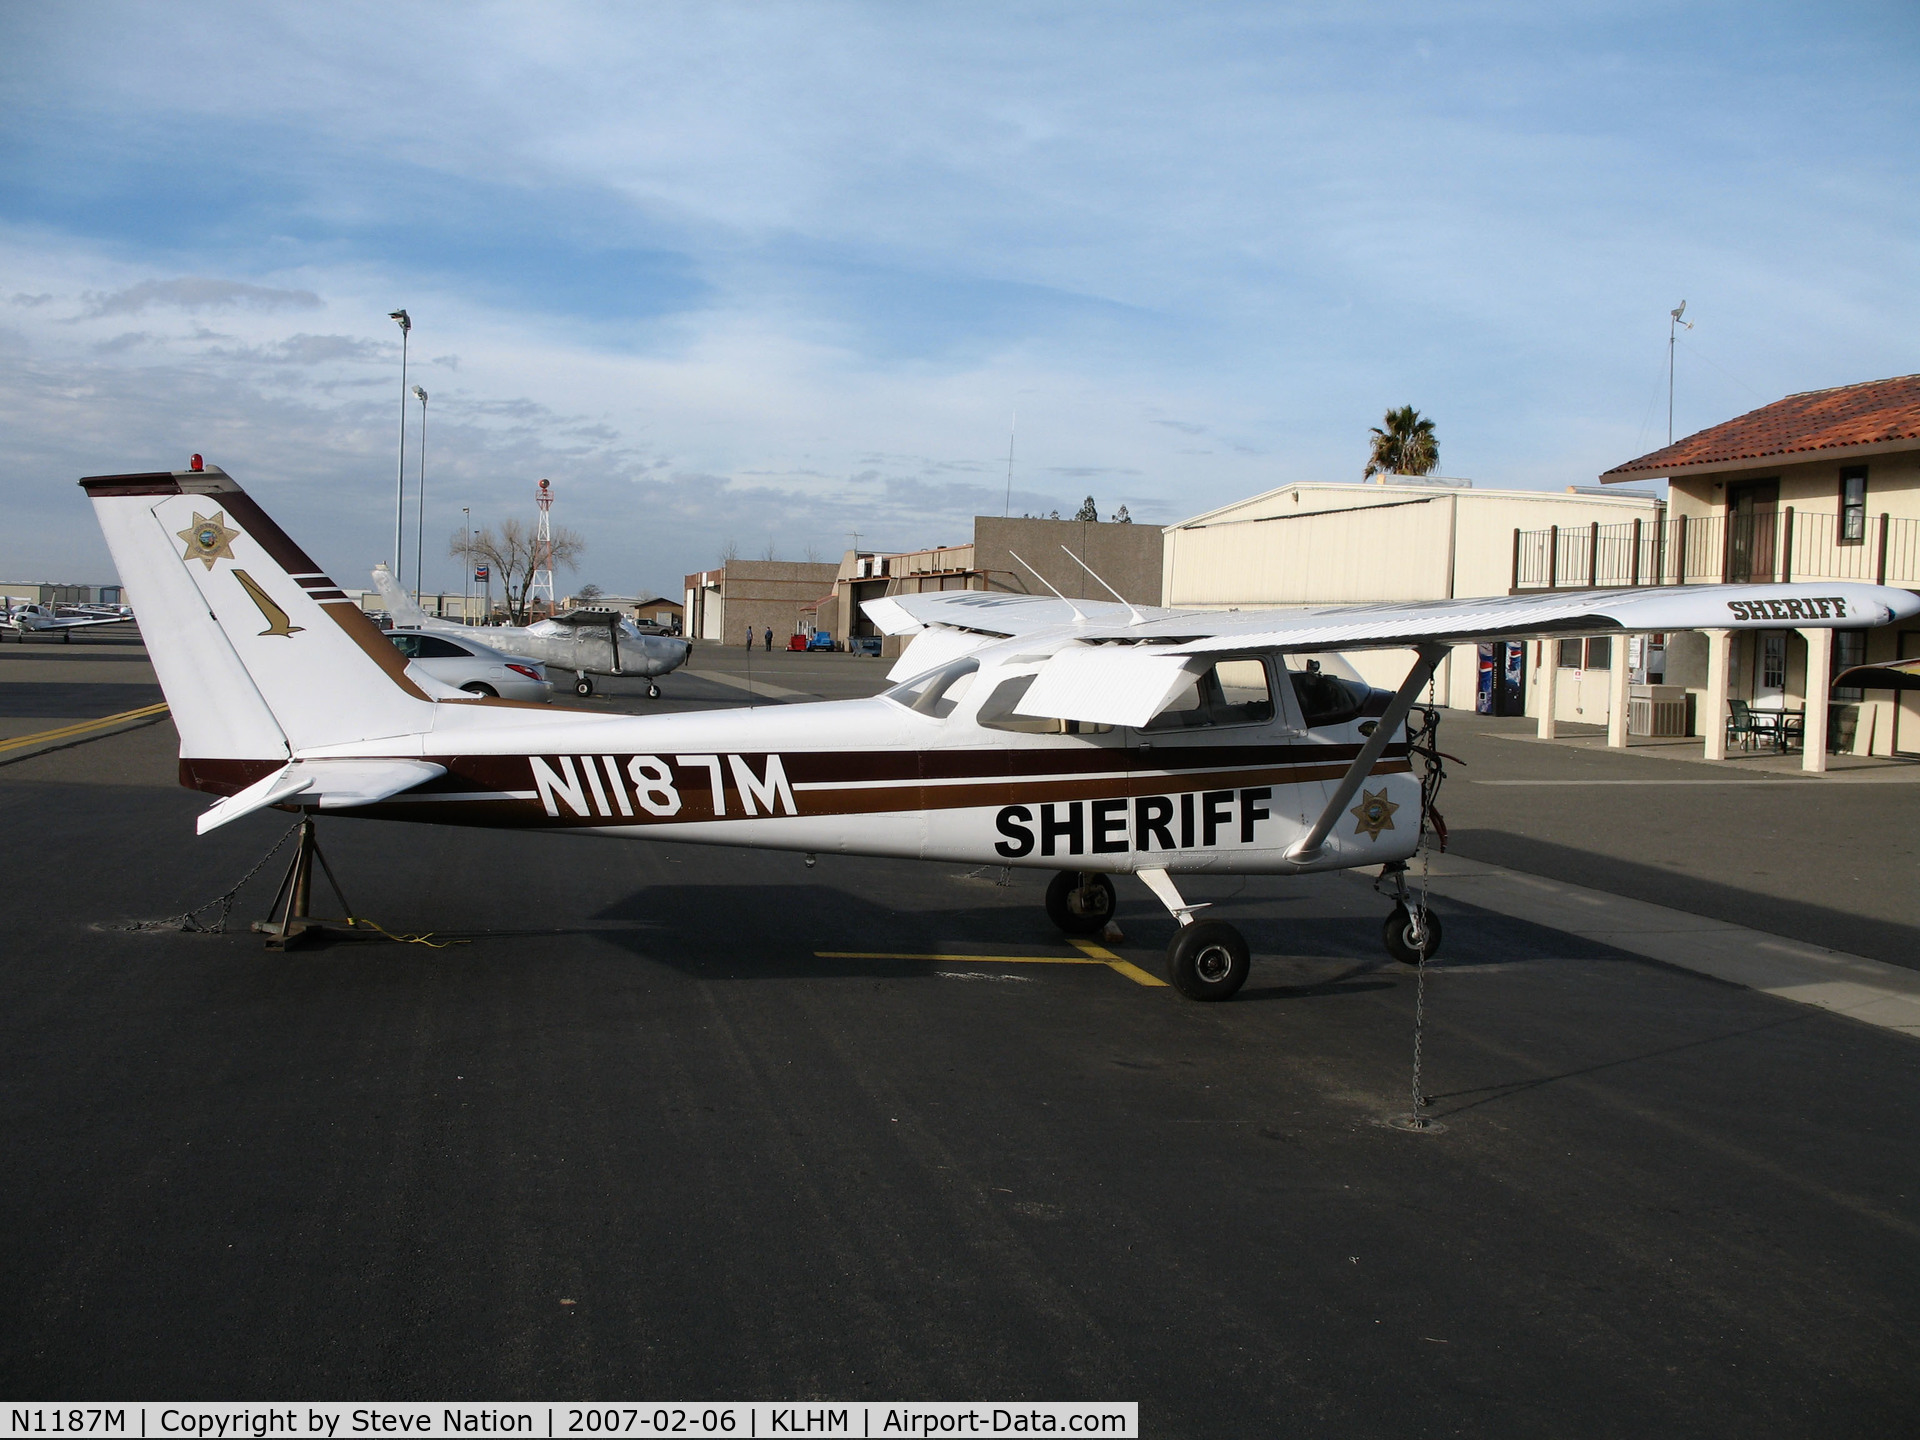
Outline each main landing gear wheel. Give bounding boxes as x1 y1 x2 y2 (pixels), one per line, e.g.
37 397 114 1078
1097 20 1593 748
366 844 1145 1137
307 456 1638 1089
1384 904 1443 965
1045 871 1116 937
648 682 661 698
1166 921 1250 1001
574 675 595 697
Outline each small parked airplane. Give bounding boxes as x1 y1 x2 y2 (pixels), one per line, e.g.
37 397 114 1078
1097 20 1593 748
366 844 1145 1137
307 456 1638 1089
6 598 135 640
84 461 1920 995
371 565 689 697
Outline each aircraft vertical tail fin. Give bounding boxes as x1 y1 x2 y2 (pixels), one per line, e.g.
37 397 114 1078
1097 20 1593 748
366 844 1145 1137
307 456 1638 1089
369 563 436 628
81 465 440 768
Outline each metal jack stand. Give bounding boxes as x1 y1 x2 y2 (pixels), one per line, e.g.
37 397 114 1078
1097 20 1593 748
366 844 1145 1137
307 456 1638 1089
251 813 355 950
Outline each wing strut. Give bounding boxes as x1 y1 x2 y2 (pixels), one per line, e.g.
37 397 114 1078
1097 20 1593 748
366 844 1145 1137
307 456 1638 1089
1287 644 1447 865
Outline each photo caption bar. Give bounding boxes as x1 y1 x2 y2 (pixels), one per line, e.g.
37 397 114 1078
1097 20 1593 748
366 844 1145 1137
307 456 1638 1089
0 1405 1139 1439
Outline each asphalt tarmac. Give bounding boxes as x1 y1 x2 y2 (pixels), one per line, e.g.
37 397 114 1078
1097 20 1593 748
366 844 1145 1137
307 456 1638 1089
3 649 1918 1433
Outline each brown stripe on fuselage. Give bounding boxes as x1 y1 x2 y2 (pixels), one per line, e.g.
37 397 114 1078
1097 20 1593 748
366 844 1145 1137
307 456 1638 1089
201 749 1412 831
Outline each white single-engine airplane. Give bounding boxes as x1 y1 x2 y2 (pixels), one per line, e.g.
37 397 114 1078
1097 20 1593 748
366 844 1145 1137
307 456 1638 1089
6 598 136 640
84 461 1920 996
371 565 690 697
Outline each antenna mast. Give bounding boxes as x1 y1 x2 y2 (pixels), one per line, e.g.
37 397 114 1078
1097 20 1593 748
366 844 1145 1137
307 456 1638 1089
529 478 556 617
1003 410 1017 517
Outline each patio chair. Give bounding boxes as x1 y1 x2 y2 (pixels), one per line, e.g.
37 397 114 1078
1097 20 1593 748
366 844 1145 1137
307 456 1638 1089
1726 699 1762 751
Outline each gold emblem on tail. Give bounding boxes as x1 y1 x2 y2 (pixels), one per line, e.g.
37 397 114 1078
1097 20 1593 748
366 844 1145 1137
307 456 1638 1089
233 569 304 637
177 511 240 569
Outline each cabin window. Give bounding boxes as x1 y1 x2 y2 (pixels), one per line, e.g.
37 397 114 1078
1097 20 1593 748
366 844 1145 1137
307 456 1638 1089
1839 466 1868 544
975 674 1112 734
883 657 979 719
1281 655 1368 727
1145 657 1277 731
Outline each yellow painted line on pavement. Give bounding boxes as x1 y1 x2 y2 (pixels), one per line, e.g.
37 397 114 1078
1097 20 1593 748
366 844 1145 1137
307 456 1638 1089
1068 938 1170 987
816 952 1102 966
0 702 170 754
815 942 1170 989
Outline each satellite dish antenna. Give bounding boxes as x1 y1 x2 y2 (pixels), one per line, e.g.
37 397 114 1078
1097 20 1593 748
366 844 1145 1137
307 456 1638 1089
1671 300 1686 322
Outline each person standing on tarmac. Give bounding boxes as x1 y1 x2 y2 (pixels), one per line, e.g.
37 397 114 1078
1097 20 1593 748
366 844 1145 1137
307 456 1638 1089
764 627 773 651
744 624 752 648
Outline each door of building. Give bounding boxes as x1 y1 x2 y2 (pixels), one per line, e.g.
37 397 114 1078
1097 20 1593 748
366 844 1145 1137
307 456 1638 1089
1754 632 1787 706
1724 479 1779 582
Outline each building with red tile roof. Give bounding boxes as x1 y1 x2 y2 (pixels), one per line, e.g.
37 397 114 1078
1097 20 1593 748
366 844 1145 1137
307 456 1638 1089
1602 374 1920 481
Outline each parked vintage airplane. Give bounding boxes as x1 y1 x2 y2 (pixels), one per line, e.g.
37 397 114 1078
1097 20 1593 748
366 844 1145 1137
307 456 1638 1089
5 598 135 639
83 462 1920 996
371 565 689 697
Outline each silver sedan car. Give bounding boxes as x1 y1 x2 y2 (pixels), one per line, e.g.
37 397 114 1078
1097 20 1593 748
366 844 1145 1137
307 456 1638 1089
387 629 552 701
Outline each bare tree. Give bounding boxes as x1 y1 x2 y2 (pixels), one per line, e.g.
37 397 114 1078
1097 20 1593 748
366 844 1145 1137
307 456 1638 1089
804 542 822 562
451 518 585 624
762 536 779 561
720 539 740 565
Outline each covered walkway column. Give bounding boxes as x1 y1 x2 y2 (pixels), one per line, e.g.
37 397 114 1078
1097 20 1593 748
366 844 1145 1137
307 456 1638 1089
1537 639 1559 739
1607 635 1632 748
1702 629 1732 761
1801 627 1832 774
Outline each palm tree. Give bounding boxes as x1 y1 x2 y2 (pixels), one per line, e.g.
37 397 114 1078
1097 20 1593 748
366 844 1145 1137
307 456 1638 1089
1363 405 1439 479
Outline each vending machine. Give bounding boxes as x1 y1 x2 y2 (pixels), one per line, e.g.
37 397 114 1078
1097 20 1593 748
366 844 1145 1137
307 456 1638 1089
1476 641 1528 716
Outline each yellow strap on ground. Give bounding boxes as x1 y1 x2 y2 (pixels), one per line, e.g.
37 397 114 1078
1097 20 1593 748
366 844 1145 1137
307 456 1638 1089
0 702 170 754
344 917 469 948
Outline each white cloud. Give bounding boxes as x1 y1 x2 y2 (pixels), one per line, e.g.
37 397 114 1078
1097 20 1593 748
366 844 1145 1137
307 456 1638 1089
80 278 325 319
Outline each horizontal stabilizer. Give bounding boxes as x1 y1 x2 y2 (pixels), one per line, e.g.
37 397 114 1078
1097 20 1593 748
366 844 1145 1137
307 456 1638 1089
197 758 447 834
1014 645 1201 728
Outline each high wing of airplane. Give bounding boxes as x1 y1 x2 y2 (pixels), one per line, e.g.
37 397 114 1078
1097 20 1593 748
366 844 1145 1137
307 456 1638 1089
83 462 1920 995
6 598 136 640
370 564 690 697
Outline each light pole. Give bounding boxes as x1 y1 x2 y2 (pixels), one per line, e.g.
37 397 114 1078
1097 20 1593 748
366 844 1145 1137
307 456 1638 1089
1667 300 1692 446
388 309 411 582
411 385 428 604
462 505 471 624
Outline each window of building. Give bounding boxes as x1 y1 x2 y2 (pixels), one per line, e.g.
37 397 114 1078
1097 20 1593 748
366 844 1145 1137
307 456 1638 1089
1832 630 1868 701
1839 466 1868 545
1585 636 1612 670
1761 634 1787 694
1559 640 1583 669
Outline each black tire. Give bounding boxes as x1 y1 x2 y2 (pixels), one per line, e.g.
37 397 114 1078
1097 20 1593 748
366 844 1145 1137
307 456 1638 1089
648 683 661 698
1384 904 1443 965
575 676 594 697
1166 921 1250 1001
460 682 497 697
1044 870 1116 936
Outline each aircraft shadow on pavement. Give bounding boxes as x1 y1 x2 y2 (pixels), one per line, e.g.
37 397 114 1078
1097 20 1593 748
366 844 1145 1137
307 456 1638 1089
1448 827 1920 970
565 880 1633 995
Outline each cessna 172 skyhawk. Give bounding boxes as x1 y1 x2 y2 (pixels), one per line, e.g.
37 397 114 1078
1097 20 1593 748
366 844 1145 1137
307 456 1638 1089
370 564 690 697
83 461 1920 997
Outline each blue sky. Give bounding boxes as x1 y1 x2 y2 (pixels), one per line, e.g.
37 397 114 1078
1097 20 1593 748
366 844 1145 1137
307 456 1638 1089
3 1 1916 597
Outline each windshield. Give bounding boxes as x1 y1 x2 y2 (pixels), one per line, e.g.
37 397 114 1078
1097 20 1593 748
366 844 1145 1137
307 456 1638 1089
883 657 980 718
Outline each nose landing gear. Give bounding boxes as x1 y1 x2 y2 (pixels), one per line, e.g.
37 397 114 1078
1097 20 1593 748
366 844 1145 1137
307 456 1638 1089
1044 870 1116 936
